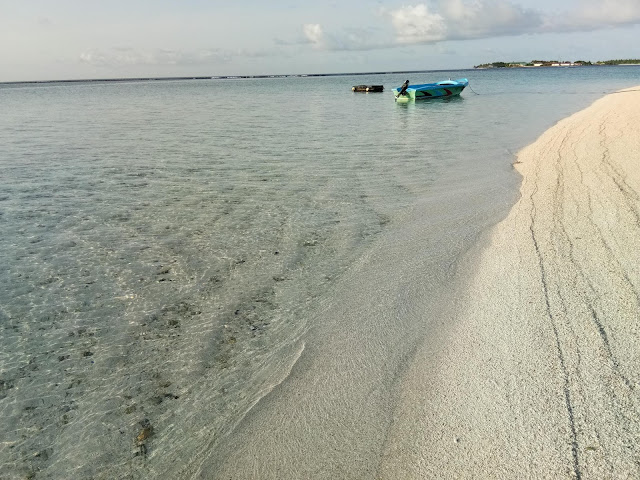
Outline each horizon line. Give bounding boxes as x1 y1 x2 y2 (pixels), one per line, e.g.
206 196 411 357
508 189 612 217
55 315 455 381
0 68 476 86
2 63 634 85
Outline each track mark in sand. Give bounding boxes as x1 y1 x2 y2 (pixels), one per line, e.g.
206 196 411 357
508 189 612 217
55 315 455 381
560 120 637 392
528 133 582 479
529 113 640 479
598 117 640 227
529 217 582 479
596 119 640 309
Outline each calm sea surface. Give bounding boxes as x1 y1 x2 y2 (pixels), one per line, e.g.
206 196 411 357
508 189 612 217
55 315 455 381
1 66 638 478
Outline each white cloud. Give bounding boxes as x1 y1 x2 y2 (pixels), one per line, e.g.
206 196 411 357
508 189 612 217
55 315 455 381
443 0 543 37
390 5 447 43
383 0 640 46
303 23 324 47
293 22 389 51
79 48 180 66
387 1 542 44
565 0 640 29
78 48 234 67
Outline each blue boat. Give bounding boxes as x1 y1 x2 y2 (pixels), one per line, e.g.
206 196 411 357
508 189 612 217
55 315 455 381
393 78 469 102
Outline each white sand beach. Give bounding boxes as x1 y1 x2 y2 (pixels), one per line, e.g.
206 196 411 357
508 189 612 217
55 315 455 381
379 86 640 479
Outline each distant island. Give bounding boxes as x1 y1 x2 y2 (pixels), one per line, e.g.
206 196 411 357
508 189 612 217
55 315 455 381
474 59 640 68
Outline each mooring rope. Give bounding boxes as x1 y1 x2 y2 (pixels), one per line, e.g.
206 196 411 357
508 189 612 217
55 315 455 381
468 82 480 95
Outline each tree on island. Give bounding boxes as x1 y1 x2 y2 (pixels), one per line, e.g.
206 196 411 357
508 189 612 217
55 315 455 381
474 58 640 68
599 59 640 65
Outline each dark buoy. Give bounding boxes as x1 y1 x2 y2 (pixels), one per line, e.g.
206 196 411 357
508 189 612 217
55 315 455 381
352 85 384 92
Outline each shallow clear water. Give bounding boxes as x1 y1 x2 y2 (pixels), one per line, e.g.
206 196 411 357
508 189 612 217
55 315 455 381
1 66 638 478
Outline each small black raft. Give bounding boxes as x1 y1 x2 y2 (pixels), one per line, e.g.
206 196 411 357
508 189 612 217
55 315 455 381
352 85 384 92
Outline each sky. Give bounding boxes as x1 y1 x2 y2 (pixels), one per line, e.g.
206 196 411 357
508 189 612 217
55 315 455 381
1 0 640 82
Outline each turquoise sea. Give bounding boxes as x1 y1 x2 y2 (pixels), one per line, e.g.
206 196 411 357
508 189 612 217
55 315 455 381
1 66 639 479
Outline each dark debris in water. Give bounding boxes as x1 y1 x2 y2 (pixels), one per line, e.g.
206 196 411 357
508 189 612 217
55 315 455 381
0 379 15 400
0 181 360 479
134 418 154 457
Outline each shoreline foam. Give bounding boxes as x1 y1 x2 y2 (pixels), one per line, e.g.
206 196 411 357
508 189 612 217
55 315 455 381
379 86 640 478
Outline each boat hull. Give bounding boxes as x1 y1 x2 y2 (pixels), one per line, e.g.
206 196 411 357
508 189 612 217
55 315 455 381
393 78 468 101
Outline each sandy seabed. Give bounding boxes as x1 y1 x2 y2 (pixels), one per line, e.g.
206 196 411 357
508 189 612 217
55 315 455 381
198 86 640 480
379 86 640 479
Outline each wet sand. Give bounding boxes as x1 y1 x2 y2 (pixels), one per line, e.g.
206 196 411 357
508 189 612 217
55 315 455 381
196 86 640 479
380 86 640 478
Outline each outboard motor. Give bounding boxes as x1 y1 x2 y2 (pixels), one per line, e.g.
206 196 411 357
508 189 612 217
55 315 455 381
398 80 410 96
